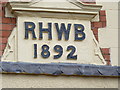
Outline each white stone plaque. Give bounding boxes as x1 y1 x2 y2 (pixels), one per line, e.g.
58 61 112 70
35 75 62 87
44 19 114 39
2 0 105 65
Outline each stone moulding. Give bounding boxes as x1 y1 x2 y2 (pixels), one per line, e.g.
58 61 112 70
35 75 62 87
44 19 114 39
0 62 120 77
6 0 102 20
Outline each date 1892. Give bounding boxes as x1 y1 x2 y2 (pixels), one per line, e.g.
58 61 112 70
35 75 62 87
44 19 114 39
34 44 77 60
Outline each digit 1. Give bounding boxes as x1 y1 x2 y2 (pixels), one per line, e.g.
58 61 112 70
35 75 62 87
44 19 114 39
34 44 37 58
54 45 63 59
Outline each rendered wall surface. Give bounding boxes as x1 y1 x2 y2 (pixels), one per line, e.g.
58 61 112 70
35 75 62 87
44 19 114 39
2 74 119 88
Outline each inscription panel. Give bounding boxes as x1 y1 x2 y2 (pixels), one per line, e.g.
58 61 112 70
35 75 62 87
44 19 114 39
17 17 95 64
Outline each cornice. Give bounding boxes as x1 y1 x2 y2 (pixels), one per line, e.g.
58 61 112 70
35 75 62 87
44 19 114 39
6 0 102 20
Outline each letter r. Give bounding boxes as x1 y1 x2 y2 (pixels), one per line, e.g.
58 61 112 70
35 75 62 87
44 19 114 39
25 22 37 39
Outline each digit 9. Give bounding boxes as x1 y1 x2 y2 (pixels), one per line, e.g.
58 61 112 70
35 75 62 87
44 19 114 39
54 45 63 59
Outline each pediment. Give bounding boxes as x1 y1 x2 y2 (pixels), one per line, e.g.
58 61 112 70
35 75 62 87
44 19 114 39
29 0 81 9
7 0 102 20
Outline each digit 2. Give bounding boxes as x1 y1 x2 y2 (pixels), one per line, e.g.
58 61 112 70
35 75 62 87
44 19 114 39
67 45 77 60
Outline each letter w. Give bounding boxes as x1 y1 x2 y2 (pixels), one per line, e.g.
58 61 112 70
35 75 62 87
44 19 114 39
55 23 71 40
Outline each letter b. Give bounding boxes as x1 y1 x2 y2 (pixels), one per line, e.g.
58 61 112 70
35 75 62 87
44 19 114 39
74 24 86 41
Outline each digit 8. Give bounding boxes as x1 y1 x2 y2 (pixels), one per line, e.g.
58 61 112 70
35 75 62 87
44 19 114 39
41 44 50 58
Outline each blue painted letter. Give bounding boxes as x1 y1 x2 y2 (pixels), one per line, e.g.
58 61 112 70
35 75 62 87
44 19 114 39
25 22 36 39
55 23 71 40
39 22 52 40
74 24 86 41
34 44 37 58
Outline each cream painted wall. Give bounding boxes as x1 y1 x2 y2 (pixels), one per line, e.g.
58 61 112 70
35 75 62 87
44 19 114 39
96 1 119 66
2 74 118 88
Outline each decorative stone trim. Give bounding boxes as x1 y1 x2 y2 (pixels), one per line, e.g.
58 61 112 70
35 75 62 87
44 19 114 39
0 1 111 66
7 0 102 20
80 0 96 4
0 1 16 57
91 9 110 65
0 62 119 77
0 0 102 57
